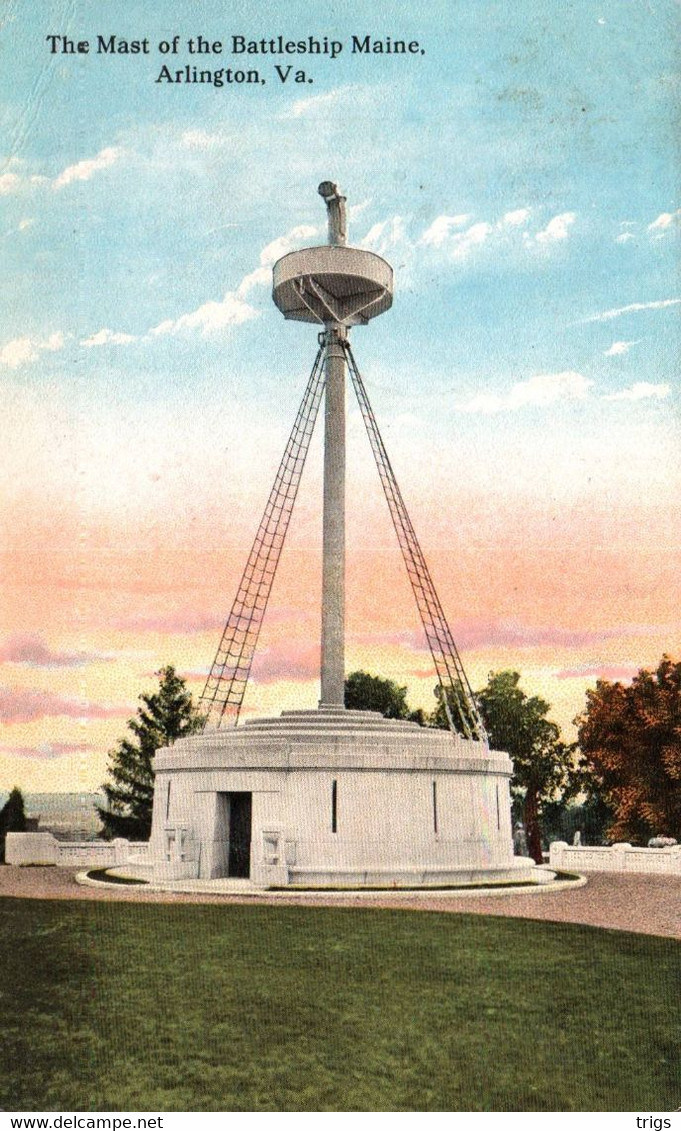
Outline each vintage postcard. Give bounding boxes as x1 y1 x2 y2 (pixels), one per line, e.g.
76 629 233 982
1 0 679 1116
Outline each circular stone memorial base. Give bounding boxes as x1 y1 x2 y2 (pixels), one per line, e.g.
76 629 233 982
148 708 541 888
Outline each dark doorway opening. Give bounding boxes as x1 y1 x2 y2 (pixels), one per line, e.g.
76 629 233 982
228 792 252 878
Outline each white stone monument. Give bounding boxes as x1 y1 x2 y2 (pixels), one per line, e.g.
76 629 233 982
148 183 539 888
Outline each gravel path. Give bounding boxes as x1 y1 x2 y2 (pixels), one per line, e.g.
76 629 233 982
1 866 680 938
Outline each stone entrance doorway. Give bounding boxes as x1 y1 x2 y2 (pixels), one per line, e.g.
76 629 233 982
226 792 252 878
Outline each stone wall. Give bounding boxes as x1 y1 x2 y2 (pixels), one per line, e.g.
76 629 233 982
5 832 149 868
550 841 681 875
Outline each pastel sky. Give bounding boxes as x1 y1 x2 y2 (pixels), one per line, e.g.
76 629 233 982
1 0 679 793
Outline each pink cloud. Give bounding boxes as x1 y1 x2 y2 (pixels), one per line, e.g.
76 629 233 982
0 741 94 760
0 686 132 725
445 619 632 651
451 620 680 652
259 605 314 628
177 668 211 682
0 633 112 669
115 604 309 636
140 667 210 683
114 609 224 634
351 628 428 650
251 642 320 684
553 664 640 682
351 620 623 653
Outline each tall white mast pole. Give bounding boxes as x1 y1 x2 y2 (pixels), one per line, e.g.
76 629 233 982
318 182 347 708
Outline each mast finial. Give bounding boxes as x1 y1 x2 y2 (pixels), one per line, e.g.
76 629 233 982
318 181 347 246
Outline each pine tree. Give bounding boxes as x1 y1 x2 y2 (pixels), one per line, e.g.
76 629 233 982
98 666 204 841
0 786 26 863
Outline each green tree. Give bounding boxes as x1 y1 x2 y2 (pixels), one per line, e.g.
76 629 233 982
98 666 204 841
344 670 422 721
475 671 575 863
576 656 681 843
0 786 26 863
430 681 481 736
539 794 615 848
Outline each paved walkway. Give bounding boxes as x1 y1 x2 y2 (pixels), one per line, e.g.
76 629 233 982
1 866 680 938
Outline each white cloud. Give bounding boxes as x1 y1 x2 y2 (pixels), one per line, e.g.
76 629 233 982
149 222 320 338
582 297 681 322
603 382 671 402
361 219 388 245
616 210 681 242
0 158 46 195
237 266 271 297
458 371 592 414
18 218 34 232
81 328 136 348
284 88 350 119
43 332 64 351
420 215 472 247
603 340 640 356
0 331 65 369
53 146 122 190
534 211 576 244
180 129 225 150
0 338 37 368
258 224 317 267
501 208 531 227
415 215 494 261
452 221 493 257
348 199 370 221
2 146 123 196
280 83 376 121
151 292 258 338
0 172 21 195
416 207 558 265
648 209 681 235
361 215 409 255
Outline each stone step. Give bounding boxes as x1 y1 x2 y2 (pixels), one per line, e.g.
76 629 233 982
243 709 422 733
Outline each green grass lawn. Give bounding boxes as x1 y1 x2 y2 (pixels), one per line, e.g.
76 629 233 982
1 898 679 1112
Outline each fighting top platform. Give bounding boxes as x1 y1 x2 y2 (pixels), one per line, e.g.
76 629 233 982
272 182 393 326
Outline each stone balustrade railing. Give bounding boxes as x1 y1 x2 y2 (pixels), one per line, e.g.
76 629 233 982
549 841 681 875
5 831 150 868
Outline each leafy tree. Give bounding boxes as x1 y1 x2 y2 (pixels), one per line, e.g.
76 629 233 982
539 795 615 848
98 666 204 841
0 786 26 863
475 671 575 863
575 656 681 843
344 671 423 722
430 681 480 736
406 707 428 727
